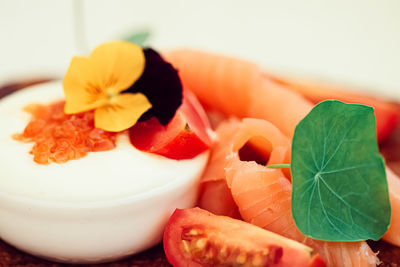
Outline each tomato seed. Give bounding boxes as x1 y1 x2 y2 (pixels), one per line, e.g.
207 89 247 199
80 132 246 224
236 252 247 264
196 238 207 250
189 229 201 236
252 254 263 266
181 240 190 253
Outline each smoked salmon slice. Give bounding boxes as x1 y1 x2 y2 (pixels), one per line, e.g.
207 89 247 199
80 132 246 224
198 119 241 218
198 179 241 219
261 73 400 144
164 49 313 137
202 118 379 267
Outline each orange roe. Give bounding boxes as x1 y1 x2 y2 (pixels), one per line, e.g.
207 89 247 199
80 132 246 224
13 101 117 164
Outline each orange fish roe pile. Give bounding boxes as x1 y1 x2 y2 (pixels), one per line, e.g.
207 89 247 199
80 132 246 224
13 101 117 164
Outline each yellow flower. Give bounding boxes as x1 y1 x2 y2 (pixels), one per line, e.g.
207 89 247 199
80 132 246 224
63 41 152 132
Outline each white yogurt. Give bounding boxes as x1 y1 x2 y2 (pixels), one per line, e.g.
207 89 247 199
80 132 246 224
0 81 209 202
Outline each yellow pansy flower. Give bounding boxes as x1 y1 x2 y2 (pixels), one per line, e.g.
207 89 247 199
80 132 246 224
63 41 152 132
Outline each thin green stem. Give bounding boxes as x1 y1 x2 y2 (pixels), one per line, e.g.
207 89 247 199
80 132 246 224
266 164 291 169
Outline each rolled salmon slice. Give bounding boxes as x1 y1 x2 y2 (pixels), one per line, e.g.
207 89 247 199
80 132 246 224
207 118 379 266
198 179 241 219
198 119 241 218
164 49 313 137
200 119 241 183
198 118 290 218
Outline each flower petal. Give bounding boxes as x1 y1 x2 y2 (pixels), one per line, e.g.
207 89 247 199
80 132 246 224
126 48 182 125
63 56 108 114
94 93 151 132
90 41 145 95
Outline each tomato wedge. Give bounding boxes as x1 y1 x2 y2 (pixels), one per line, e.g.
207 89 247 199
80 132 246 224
163 208 325 267
130 89 212 160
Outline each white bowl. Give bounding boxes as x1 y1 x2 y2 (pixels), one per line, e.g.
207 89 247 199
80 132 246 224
0 151 208 263
0 81 210 263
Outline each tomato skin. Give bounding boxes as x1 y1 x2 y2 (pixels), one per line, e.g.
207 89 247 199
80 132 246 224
180 89 212 147
163 209 202 267
374 106 400 144
129 116 184 151
309 255 327 267
130 89 212 160
163 208 325 267
154 128 209 160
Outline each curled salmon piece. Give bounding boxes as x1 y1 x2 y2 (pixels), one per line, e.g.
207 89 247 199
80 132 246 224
198 119 242 218
202 118 379 267
164 49 313 138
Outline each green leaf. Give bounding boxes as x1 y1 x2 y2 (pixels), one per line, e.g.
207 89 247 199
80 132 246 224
123 29 151 46
291 100 390 241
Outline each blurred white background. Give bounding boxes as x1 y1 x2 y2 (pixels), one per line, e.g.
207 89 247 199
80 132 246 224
0 0 399 99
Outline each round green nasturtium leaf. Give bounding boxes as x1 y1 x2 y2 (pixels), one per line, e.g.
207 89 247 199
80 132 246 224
291 100 390 241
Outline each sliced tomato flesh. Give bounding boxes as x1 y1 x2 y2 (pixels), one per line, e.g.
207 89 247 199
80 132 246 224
163 207 325 267
180 89 212 147
129 89 212 160
154 125 209 160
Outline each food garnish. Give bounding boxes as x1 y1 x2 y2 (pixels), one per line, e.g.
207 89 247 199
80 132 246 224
63 42 183 132
123 29 151 46
126 48 183 125
129 90 210 160
13 101 117 164
63 41 151 132
163 207 326 267
268 100 391 241
14 41 196 163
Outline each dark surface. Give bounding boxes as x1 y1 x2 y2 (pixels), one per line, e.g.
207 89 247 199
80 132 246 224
0 242 170 267
1 79 400 266
368 240 400 267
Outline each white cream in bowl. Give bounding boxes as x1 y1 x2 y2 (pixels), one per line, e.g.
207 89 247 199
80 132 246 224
0 81 209 263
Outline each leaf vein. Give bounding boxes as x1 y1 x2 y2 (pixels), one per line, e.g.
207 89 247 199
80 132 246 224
317 181 352 239
319 176 378 223
320 126 352 171
307 182 317 234
319 163 376 175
